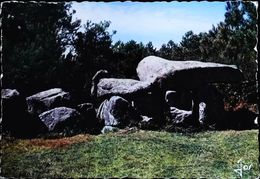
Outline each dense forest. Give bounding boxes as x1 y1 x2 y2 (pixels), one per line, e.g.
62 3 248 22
2 1 257 107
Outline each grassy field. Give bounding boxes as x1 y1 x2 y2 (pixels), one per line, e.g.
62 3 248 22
1 129 259 178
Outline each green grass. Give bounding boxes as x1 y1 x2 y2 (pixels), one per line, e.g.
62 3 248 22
1 129 259 178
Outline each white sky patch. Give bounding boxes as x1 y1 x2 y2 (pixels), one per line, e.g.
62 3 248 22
71 2 226 49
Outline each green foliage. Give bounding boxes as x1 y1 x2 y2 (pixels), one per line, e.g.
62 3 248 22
221 1 257 80
1 130 258 178
180 31 203 61
158 40 183 61
2 1 256 103
158 1 256 81
112 40 150 78
60 20 114 99
2 2 80 96
60 20 159 99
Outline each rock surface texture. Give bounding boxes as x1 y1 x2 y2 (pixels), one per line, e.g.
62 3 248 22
1 89 20 99
169 107 193 125
97 96 142 127
26 88 71 115
196 85 225 127
93 56 243 101
136 56 243 90
95 78 152 99
91 70 110 100
39 107 82 133
3 55 256 137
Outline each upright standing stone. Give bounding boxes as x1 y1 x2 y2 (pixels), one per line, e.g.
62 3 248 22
97 96 142 128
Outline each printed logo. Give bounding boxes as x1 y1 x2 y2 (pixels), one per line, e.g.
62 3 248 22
234 158 252 178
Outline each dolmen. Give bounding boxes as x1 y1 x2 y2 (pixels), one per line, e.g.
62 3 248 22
136 56 243 89
92 56 256 131
2 56 257 138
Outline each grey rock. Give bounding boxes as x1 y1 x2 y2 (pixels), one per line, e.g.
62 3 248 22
1 89 20 99
95 78 152 99
91 70 109 99
39 107 81 132
92 56 242 101
254 117 258 125
26 88 71 115
137 56 243 90
166 85 225 128
196 84 225 127
165 92 199 128
198 102 207 125
168 107 193 126
97 96 142 127
91 56 244 131
101 126 119 134
93 75 163 120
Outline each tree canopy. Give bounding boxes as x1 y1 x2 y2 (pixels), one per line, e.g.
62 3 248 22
157 1 257 80
2 1 257 103
2 2 80 95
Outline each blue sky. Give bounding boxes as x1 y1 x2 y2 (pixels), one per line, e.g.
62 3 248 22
71 2 227 49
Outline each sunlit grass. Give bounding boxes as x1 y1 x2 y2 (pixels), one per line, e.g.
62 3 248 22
1 130 259 178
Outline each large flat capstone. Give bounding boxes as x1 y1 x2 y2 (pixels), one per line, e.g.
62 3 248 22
136 56 243 90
